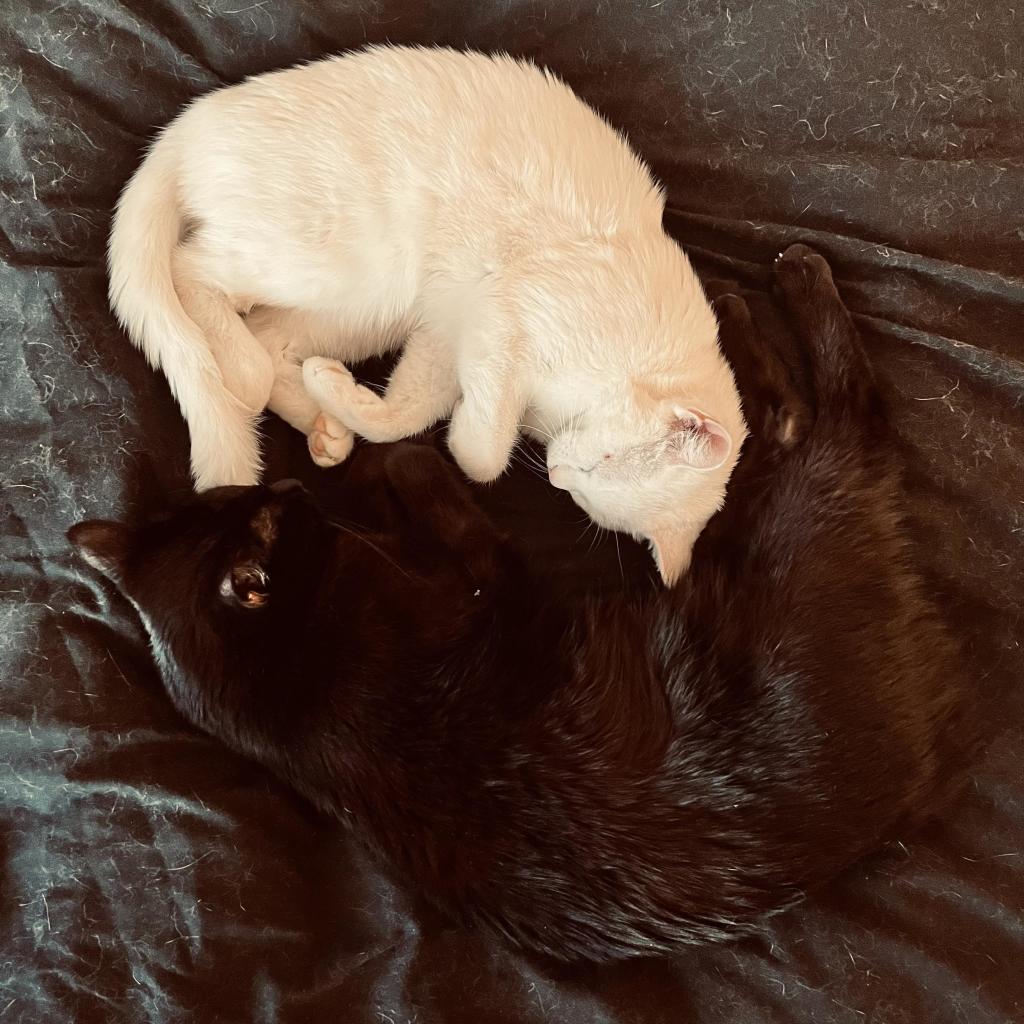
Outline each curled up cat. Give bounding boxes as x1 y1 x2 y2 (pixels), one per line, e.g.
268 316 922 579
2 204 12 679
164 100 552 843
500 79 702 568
72 247 973 961
107 44 745 584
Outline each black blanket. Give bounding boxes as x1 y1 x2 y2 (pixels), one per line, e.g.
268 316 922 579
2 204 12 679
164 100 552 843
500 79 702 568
2 2 1022 1021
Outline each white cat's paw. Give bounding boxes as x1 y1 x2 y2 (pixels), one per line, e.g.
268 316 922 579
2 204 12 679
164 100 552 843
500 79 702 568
308 413 355 468
447 423 509 483
303 357 357 403
347 382 384 408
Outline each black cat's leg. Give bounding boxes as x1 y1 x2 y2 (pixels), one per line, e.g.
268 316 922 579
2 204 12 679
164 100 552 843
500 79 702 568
713 292 810 452
773 245 883 426
329 443 504 586
378 444 510 587
381 444 494 522
382 443 503 545
772 244 849 337
694 292 811 557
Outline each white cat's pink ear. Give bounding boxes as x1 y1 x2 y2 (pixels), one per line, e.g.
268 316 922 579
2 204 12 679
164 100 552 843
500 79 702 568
647 528 691 587
666 407 732 471
67 520 134 582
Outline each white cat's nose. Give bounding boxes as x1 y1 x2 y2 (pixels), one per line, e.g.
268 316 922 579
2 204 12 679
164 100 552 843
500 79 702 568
548 465 571 490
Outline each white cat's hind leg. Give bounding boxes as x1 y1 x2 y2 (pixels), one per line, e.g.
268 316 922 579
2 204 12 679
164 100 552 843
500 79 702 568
244 306 355 467
189 390 264 489
268 363 353 467
172 242 274 414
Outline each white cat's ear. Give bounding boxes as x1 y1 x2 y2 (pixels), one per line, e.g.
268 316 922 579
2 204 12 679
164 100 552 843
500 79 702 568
666 406 732 471
647 527 691 587
67 520 134 583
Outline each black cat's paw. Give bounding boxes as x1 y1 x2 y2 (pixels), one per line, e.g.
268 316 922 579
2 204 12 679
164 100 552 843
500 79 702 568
774 244 835 299
768 404 809 449
712 291 754 329
712 291 808 449
704 279 742 304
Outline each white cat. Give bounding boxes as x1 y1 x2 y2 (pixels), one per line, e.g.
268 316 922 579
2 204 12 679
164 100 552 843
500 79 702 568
108 45 746 584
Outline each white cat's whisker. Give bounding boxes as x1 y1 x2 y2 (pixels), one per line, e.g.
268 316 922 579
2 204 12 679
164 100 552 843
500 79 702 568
512 454 547 481
512 448 548 478
528 424 557 443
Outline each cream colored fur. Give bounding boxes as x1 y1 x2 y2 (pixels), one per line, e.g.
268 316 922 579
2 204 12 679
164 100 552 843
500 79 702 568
107 45 746 584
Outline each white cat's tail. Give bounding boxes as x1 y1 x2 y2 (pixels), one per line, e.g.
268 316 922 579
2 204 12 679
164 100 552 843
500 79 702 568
107 135 263 490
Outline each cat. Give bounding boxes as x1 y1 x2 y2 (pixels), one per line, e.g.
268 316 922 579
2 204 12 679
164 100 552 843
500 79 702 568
107 44 746 585
72 247 972 961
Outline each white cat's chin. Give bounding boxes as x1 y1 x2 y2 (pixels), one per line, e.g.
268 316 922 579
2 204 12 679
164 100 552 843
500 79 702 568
547 467 603 521
572 496 627 534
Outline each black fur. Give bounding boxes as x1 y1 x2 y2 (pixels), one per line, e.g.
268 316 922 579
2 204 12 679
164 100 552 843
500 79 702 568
69 246 974 961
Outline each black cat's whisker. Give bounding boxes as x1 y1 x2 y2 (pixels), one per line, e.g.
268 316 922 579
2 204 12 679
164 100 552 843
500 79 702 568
326 517 414 580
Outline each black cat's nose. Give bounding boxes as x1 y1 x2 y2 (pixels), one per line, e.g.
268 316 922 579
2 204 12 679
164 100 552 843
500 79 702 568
270 478 304 495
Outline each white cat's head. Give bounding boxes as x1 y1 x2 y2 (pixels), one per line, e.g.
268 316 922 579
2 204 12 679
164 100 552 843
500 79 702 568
546 389 743 586
517 230 746 584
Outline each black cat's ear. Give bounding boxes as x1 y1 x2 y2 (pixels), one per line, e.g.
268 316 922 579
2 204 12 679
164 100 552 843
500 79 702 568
67 520 134 583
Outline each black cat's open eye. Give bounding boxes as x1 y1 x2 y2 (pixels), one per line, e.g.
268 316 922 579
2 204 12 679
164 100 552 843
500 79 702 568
219 564 270 609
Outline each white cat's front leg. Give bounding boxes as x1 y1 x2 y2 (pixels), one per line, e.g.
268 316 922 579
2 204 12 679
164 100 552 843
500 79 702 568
302 327 458 443
447 357 525 483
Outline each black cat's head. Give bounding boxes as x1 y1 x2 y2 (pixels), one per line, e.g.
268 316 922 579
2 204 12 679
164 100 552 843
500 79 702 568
68 443 513 748
68 478 332 739
71 477 317 603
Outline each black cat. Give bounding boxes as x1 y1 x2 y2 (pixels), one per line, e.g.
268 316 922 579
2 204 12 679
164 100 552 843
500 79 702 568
68 246 974 961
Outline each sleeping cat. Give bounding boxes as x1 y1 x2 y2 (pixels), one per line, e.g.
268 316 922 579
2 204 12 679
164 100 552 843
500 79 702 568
73 247 972 960
107 44 745 584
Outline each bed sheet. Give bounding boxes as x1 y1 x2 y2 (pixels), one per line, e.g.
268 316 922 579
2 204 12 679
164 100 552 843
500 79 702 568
1 2 1022 1021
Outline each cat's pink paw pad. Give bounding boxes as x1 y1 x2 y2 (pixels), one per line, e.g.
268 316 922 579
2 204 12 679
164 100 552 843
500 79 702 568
308 414 354 468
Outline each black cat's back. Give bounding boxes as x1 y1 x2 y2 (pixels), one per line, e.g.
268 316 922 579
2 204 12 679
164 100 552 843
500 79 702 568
667 248 970 868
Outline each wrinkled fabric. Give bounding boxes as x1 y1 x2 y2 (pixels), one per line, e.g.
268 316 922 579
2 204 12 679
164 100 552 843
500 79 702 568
1 2 1022 1022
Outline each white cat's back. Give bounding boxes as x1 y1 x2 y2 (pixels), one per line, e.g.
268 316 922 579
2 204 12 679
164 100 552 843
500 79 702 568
167 47 663 302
